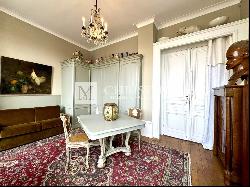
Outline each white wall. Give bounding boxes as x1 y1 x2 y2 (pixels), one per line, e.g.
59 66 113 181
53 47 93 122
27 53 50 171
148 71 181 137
0 95 61 109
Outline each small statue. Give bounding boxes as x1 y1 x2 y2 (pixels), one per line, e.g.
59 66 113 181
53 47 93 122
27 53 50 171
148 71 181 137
72 51 83 57
72 51 84 60
226 40 249 85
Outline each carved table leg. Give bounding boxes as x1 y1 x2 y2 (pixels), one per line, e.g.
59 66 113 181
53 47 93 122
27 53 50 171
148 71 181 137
125 131 131 156
109 135 115 149
97 138 106 168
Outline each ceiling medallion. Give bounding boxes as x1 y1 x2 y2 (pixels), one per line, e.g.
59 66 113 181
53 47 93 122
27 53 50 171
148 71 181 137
81 0 108 45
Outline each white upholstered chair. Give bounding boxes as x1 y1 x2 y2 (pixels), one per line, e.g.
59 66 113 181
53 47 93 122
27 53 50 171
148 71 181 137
60 114 99 170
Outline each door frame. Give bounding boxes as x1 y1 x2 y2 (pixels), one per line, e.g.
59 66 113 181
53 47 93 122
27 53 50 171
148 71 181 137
152 18 248 139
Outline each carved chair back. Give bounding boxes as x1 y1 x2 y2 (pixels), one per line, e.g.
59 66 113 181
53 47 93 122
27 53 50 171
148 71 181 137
127 108 142 119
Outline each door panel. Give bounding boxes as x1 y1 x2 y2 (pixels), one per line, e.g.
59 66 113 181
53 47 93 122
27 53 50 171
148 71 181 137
161 49 190 138
91 68 103 114
102 64 119 105
61 64 74 109
189 46 208 142
166 113 187 140
91 64 119 114
119 60 141 114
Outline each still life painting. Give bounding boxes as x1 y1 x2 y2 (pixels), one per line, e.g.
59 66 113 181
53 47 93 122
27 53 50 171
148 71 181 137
0 56 52 94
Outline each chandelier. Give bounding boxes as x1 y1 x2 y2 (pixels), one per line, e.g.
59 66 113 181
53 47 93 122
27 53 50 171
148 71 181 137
81 0 108 45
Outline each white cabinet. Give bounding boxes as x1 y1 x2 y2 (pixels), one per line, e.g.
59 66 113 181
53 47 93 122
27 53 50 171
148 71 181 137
90 60 119 114
90 54 142 115
61 54 143 126
119 57 141 114
61 55 90 126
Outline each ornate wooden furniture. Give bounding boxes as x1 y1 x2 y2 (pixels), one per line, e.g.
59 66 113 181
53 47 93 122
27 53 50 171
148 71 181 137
214 85 244 185
213 40 249 186
242 84 249 186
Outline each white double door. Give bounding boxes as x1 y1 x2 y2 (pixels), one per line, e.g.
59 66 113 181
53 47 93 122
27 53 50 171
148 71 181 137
161 42 208 143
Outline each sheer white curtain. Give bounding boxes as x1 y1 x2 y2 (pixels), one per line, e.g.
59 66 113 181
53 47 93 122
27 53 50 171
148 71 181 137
202 36 233 150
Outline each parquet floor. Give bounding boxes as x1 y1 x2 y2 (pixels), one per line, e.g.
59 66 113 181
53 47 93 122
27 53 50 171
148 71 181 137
141 135 225 186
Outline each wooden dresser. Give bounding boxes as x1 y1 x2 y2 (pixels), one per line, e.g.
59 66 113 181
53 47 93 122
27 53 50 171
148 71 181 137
213 85 249 186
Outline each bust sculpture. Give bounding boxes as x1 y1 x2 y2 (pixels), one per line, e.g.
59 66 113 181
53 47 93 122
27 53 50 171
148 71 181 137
226 40 249 85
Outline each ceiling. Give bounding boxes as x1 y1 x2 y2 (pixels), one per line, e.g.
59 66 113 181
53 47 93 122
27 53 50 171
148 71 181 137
0 0 238 51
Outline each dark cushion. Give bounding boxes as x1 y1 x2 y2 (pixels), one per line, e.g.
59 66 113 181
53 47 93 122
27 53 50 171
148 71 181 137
0 108 35 127
0 122 41 138
40 118 62 130
35 106 60 121
0 126 64 151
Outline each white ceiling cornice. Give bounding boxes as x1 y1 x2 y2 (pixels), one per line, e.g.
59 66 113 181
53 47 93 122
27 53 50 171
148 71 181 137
157 0 241 29
0 6 89 51
135 17 155 28
89 32 138 51
154 18 249 47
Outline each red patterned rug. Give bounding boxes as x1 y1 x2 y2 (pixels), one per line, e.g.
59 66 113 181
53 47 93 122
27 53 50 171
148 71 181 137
0 133 191 186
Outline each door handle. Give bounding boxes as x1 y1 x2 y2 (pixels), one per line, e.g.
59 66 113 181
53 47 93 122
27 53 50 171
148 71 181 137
185 96 189 104
185 96 191 112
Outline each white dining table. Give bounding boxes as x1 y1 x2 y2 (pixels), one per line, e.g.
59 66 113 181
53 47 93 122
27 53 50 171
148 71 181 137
77 114 145 168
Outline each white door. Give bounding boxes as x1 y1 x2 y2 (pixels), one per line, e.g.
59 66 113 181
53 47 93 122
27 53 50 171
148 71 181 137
161 43 208 143
161 48 191 140
188 45 208 142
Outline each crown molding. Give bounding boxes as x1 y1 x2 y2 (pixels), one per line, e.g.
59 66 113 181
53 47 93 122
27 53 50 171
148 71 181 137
89 32 138 51
1 0 242 52
1 5 138 52
0 7 89 51
157 0 241 30
154 18 249 47
135 17 155 28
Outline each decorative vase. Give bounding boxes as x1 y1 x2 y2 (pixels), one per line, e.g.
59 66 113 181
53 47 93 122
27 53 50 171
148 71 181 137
10 85 17 93
103 103 119 121
21 85 28 94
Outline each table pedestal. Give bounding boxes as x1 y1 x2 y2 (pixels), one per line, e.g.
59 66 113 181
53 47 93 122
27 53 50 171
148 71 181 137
97 132 131 168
